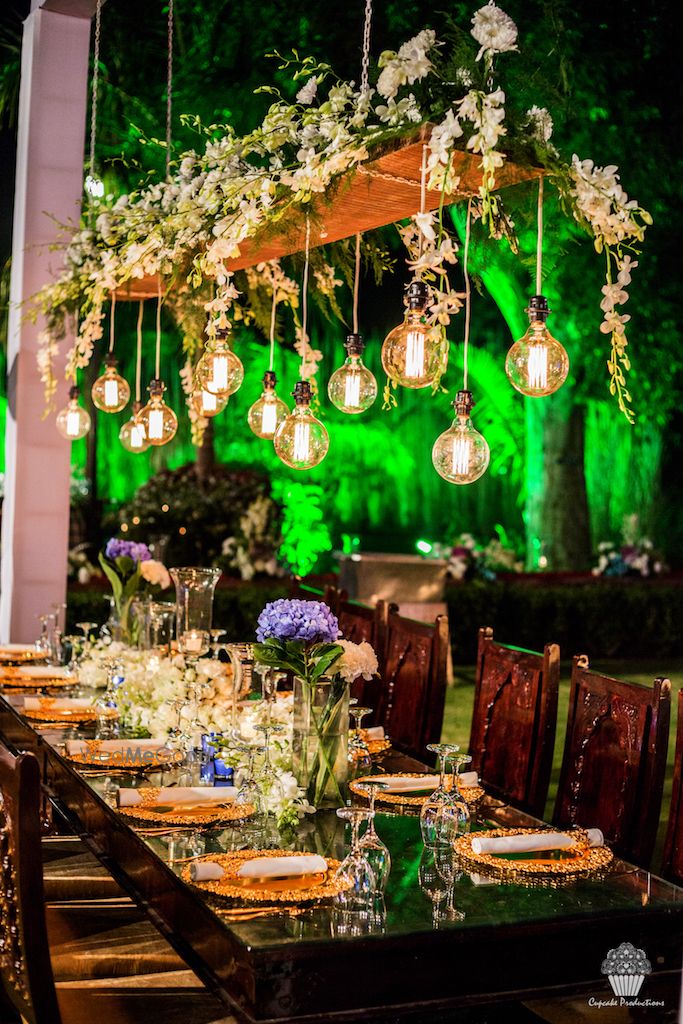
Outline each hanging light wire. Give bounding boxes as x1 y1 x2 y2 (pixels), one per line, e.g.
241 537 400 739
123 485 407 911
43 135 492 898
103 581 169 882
135 300 144 402
462 199 472 391
155 280 162 380
268 269 277 372
352 233 361 335
88 0 102 185
536 175 544 294
166 0 174 180
300 217 311 379
108 290 116 353
360 0 373 96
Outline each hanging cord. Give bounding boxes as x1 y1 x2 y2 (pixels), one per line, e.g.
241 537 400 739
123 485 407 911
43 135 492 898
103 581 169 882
155 280 162 380
166 0 174 180
536 176 544 294
108 290 116 353
300 218 311 378
268 271 277 372
352 233 361 335
135 301 144 402
463 199 472 392
88 0 102 185
360 0 373 96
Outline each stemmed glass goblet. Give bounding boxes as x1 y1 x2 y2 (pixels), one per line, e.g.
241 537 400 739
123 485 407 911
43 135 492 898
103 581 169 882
253 723 285 808
420 742 462 847
355 780 392 890
335 807 376 912
447 752 473 837
348 705 372 766
418 848 449 928
234 743 267 826
210 629 226 658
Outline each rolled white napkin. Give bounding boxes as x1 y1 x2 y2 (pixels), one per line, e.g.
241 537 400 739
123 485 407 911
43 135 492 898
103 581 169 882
363 726 385 740
23 697 93 711
471 828 604 856
5 665 72 679
374 775 440 794
190 861 226 881
457 771 479 788
237 855 327 879
0 643 38 653
65 738 170 756
118 786 237 808
469 873 499 886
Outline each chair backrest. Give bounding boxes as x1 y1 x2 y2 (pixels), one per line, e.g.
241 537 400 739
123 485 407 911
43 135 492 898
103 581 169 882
662 689 683 885
337 597 395 707
469 626 560 818
0 743 61 1024
553 656 671 865
376 610 449 761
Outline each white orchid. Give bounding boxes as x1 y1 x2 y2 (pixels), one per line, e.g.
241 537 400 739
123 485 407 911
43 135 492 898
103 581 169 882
471 2 518 62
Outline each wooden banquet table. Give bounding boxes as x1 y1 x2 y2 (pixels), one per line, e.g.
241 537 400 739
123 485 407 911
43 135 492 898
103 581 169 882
0 691 682 1023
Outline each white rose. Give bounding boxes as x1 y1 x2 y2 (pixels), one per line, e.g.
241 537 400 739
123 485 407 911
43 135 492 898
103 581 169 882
140 559 171 590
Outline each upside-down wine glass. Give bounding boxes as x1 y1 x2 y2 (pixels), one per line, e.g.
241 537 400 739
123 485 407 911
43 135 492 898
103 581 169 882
434 844 465 922
418 848 449 928
235 743 266 824
355 780 392 890
335 807 376 912
447 752 473 837
348 705 372 765
253 723 284 808
420 742 462 847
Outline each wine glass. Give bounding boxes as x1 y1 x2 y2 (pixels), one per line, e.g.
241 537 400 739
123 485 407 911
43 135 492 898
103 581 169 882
420 742 462 847
348 705 372 765
235 743 266 820
447 752 473 837
210 629 226 658
253 723 284 808
434 845 465 922
355 780 392 890
335 807 376 912
76 621 99 644
418 848 449 928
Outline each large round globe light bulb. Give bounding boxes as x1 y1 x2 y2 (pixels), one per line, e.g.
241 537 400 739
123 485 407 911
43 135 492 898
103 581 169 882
56 386 91 441
91 355 130 413
138 379 178 447
505 296 569 397
274 380 329 470
432 390 490 485
328 334 377 414
248 370 289 439
119 400 150 453
381 281 444 389
195 329 244 397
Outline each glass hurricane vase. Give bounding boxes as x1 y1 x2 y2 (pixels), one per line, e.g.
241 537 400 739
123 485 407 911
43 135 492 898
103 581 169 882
292 676 349 808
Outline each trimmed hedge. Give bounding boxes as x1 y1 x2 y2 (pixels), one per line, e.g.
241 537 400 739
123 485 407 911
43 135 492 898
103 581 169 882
446 579 683 664
66 581 288 640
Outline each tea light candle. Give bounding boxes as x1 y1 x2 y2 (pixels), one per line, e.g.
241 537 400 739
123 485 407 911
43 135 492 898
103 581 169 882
183 631 204 654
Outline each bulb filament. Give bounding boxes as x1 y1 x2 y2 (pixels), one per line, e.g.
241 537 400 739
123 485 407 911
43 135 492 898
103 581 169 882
405 329 426 378
130 422 145 449
293 420 310 462
344 371 361 408
451 434 472 476
528 344 548 390
202 390 217 413
211 353 229 391
66 409 81 437
104 378 119 407
148 408 164 440
261 401 277 436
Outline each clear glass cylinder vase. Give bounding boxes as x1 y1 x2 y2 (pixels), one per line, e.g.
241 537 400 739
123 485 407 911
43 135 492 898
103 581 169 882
292 676 349 808
170 567 222 647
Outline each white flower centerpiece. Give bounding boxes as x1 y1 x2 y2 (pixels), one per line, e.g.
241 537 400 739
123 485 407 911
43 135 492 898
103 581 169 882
253 599 378 807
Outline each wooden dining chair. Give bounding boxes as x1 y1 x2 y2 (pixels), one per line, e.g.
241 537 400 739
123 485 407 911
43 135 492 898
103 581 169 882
337 597 395 707
0 743 232 1024
375 610 449 761
468 627 560 819
553 656 671 866
661 689 683 886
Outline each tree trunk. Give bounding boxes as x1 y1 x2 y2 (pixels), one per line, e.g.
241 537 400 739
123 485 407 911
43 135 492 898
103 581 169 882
541 400 591 570
195 418 216 484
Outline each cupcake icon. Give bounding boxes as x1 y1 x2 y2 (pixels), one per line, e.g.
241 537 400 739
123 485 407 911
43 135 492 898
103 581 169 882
601 942 652 997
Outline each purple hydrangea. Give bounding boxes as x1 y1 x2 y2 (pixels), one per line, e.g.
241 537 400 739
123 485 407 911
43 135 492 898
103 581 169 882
104 538 152 563
256 599 340 644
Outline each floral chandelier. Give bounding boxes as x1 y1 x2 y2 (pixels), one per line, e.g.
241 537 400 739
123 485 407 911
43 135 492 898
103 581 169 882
42 1 649 486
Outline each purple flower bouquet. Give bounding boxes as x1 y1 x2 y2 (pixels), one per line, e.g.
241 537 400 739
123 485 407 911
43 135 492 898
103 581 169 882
99 538 169 645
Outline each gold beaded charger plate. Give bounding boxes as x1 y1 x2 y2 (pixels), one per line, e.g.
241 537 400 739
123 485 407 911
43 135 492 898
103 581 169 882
0 648 48 664
118 787 255 827
23 703 117 725
453 828 614 882
351 736 393 760
182 849 350 904
350 772 485 809
65 741 183 773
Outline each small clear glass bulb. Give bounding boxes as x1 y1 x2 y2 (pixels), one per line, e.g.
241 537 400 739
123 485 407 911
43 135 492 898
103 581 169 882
191 388 228 418
195 329 244 397
274 380 329 470
432 390 490 485
381 281 444 389
328 334 377 414
91 356 130 413
506 296 569 397
119 401 150 453
138 379 178 447
248 371 289 439
56 386 91 441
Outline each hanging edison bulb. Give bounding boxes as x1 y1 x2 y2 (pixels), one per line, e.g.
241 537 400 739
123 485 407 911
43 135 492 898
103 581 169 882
138 379 177 447
432 390 490 485
506 296 569 397
328 334 378 414
381 281 443 389
191 387 228 418
248 370 289 439
56 386 91 441
195 328 244 397
274 380 329 470
119 401 150 453
91 355 130 412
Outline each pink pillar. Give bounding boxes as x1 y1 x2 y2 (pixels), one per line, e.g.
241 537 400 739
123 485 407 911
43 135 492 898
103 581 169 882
1 2 95 641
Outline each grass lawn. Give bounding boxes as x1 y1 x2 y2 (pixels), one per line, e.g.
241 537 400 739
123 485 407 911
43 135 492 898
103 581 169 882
441 657 683 868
